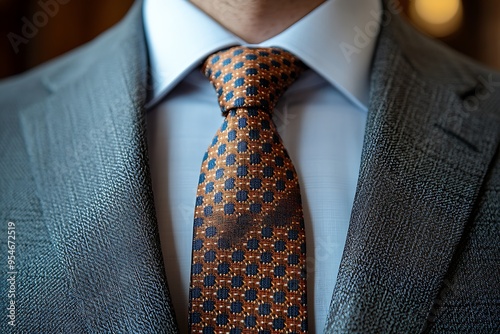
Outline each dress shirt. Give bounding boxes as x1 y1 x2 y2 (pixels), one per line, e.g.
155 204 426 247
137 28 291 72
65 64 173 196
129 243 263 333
143 0 381 332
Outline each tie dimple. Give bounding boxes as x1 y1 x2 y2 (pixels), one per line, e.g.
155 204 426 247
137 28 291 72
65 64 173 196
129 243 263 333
189 46 308 333
203 47 307 113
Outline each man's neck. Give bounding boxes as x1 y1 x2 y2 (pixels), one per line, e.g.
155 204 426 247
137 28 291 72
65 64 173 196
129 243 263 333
190 0 325 43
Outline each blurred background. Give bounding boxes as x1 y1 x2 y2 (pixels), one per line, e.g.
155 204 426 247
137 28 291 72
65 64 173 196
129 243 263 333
0 0 499 79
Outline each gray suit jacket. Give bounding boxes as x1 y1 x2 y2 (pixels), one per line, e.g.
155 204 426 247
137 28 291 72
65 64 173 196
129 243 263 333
1 1 499 333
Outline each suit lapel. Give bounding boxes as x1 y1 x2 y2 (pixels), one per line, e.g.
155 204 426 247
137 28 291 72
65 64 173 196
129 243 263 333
19 2 178 332
324 8 500 334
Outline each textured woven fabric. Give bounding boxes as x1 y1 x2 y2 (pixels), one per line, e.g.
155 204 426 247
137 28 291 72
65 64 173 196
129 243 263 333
188 47 309 333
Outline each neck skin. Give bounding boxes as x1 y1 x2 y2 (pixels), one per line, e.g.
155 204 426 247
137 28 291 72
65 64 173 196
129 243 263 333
190 0 325 44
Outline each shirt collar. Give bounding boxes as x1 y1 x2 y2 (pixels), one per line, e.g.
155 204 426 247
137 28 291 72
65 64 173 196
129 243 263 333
143 0 382 110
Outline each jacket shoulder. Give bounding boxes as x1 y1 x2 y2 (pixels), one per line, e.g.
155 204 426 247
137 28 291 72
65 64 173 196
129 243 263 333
0 6 139 111
381 13 500 119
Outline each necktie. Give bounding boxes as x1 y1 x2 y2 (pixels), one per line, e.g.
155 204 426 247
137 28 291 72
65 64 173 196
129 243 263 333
188 46 308 333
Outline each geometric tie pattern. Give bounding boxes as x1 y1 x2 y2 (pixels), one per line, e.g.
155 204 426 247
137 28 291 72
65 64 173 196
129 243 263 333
188 46 309 333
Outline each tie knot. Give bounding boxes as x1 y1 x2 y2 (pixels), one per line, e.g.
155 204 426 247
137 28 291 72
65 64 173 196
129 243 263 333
203 46 306 115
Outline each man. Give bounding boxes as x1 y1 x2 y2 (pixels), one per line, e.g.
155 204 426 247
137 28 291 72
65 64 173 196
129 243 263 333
0 0 499 332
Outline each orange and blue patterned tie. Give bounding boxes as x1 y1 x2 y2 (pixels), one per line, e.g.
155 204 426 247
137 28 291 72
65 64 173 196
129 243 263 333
188 46 308 333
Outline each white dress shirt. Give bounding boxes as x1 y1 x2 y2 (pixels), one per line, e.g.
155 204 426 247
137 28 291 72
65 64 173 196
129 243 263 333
143 0 381 332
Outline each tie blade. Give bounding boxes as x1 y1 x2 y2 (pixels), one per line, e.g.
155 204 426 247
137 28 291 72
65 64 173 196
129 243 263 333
189 47 309 333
